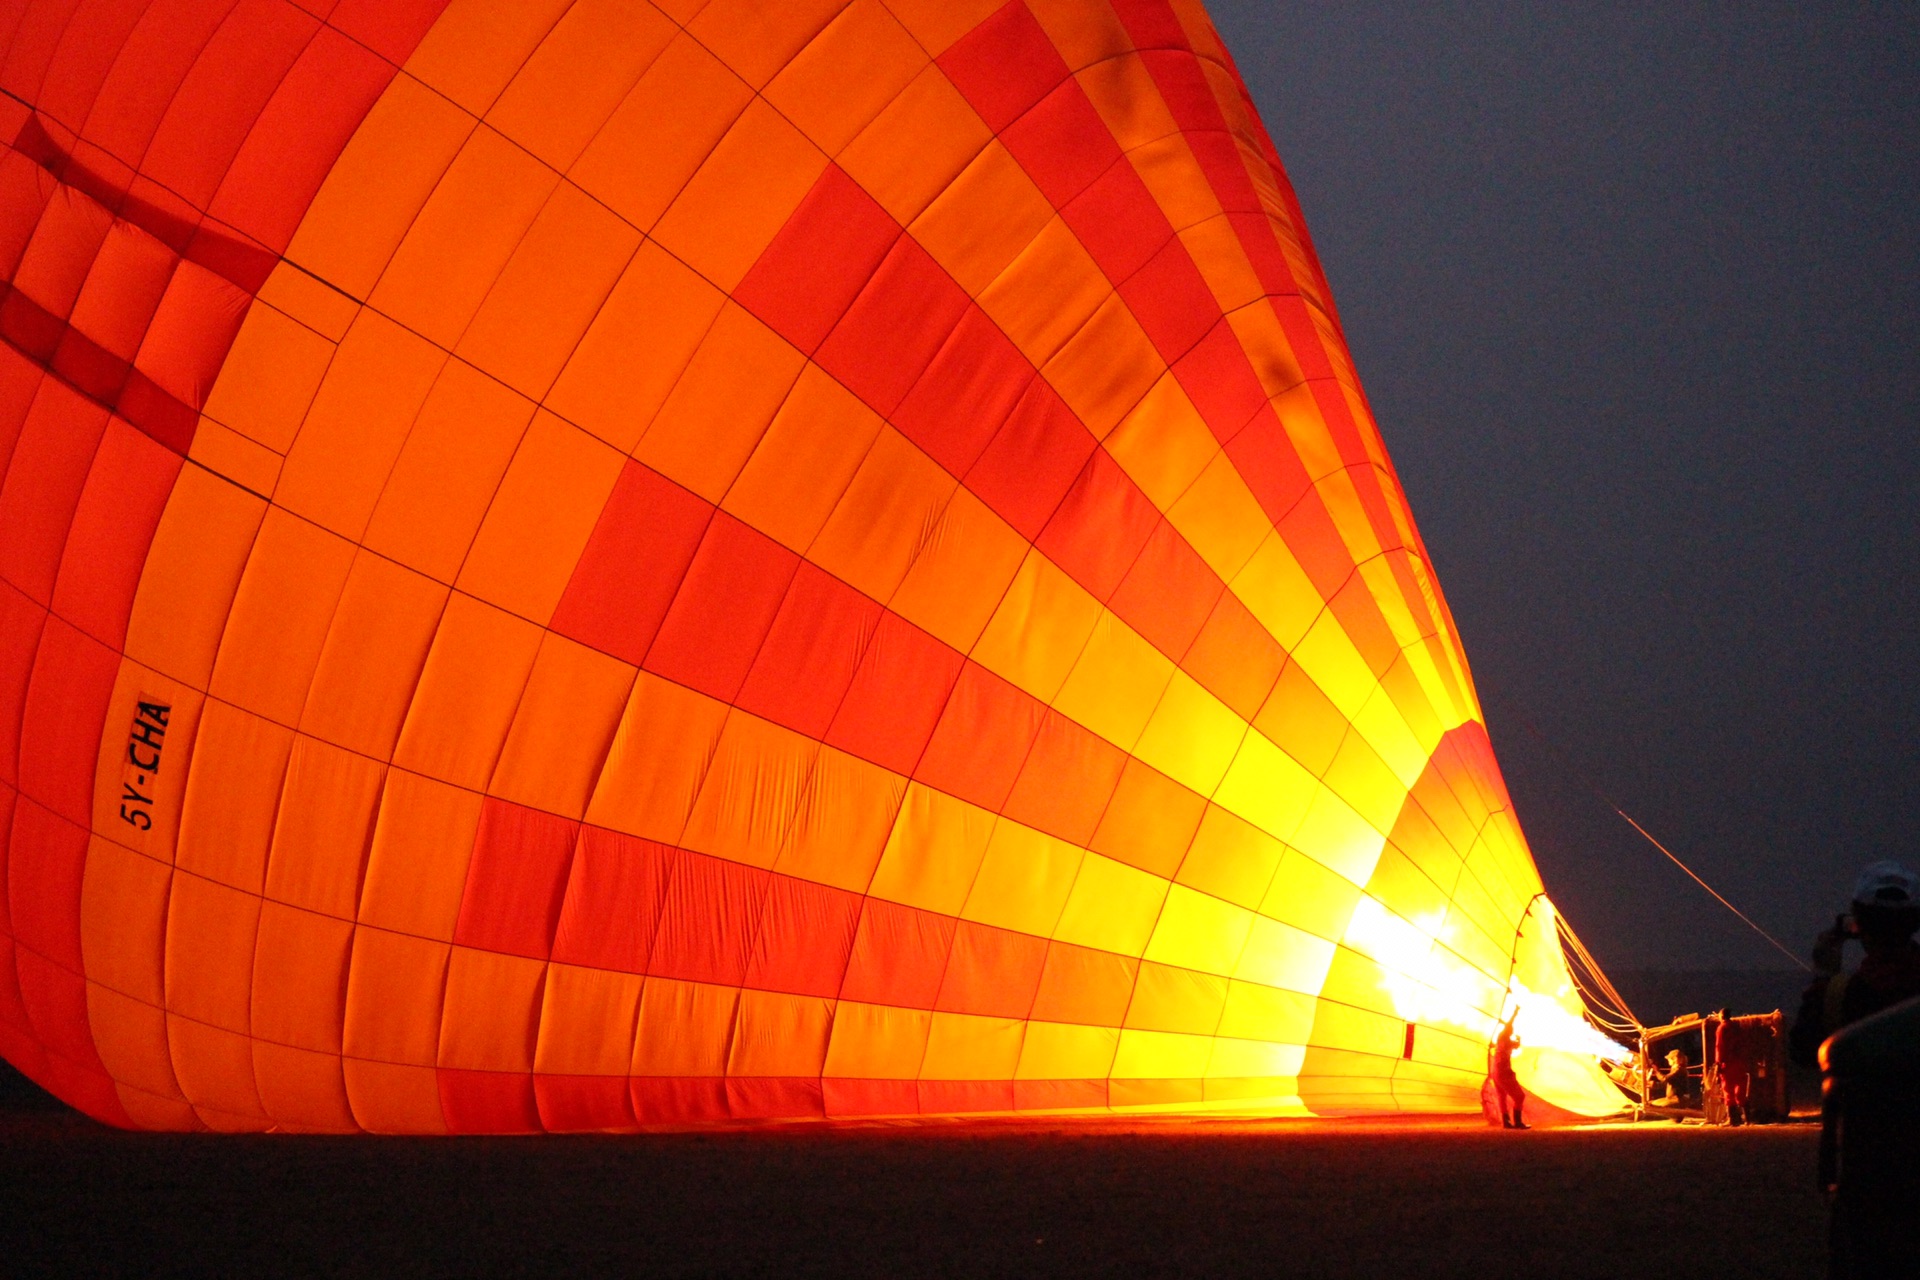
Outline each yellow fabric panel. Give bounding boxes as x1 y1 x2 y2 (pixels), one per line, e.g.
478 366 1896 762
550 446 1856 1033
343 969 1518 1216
1224 299 1308 396
1053 611 1174 751
1165 449 1273 583
972 551 1103 705
1015 1021 1118 1081
838 64 992 226
262 736 385 919
866 782 995 917
570 33 754 233
1270 381 1341 482
545 239 727 454
1088 759 1203 880
1184 220 1266 312
764 0 927 156
1143 885 1254 977
1103 374 1215 509
1233 915 1337 996
208 508 357 726
437 946 546 1072
1216 980 1317 1045
357 769 483 943
584 673 731 844
163 872 258 1035
652 98 827 292
774 745 906 893
391 592 545 791
174 702 293 894
286 75 475 300
490 633 636 819
456 411 624 624
1076 52 1181 155
299 553 450 761
920 1012 1023 1081
636 302 803 502
1051 851 1167 958
681 713 818 871
823 1001 931 1080
1126 963 1226 1035
369 127 559 351
723 363 885 553
122 466 266 690
1260 850 1364 944
1291 790 1389 888
886 484 1026 653
342 926 449 1065
1227 532 1325 656
1110 1027 1211 1080
533 964 644 1076
908 141 1054 298
361 361 536 583
455 182 643 401
960 820 1083 937
1042 292 1162 442
187 420 283 498
1322 730 1412 838
201 299 334 454
274 310 446 542
1206 1037 1305 1080
79 835 170 1007
1346 692 1428 796
343 1059 446 1135
728 990 834 1077
1131 135 1230 240
405 0 574 117
1131 670 1243 796
630 979 738 1076
486 0 677 171
808 427 957 604
1254 661 1351 780
1029 0 1134 71
249 901 353 1053
1211 731 1315 845
1175 804 1285 912
1288 611 1379 724
975 216 1110 369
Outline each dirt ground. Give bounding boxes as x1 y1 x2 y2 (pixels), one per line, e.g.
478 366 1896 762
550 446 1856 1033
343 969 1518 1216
0 1088 1826 1280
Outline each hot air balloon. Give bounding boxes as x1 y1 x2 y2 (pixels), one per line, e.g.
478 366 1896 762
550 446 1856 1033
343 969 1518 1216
0 0 1626 1132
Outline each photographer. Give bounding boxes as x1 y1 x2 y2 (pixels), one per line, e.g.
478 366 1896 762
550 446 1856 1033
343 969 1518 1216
1789 862 1920 1067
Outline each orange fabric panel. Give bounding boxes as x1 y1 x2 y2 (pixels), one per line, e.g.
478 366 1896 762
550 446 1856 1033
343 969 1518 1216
390 592 543 791
206 507 357 726
298 552 449 760
486 0 676 172
260 736 385 919
357 768 483 943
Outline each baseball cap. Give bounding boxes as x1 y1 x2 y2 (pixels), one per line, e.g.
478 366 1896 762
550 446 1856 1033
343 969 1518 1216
1852 860 1920 908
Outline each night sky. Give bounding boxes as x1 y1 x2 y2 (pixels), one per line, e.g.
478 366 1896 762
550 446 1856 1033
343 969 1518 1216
1210 3 1920 971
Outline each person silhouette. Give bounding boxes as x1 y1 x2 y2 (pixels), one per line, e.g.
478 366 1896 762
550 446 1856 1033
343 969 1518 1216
1493 1011 1527 1129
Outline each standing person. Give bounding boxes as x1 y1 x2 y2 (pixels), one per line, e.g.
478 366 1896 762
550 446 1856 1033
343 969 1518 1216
1492 1010 1527 1129
1790 862 1920 1066
1714 1014 1753 1125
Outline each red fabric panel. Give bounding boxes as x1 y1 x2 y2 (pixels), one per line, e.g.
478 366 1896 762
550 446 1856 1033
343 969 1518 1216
534 1073 636 1133
111 366 197 454
1180 591 1285 722
839 897 955 1008
16 616 116 825
13 948 128 1126
130 258 249 408
815 235 970 419
1001 80 1123 210
914 663 1045 813
1276 490 1355 601
645 513 798 704
734 164 899 356
630 1077 726 1125
552 461 714 669
1172 318 1270 443
1222 406 1314 525
735 563 881 740
550 827 673 975
1105 0 1189 50
7 796 86 973
14 184 113 320
1115 234 1218 361
1226 208 1297 296
1030 939 1138 1026
77 0 235 173
963 379 1094 541
822 1077 917 1117
1062 159 1171 287
0 152 57 282
1034 450 1159 603
438 1068 540 1134
327 0 453 67
453 799 580 961
1348 465 1407 554
825 611 964 778
0 782 16 923
743 873 860 999
48 417 181 649
726 1076 823 1120
1327 578 1401 681
0 285 68 364
1014 1078 1107 1111
647 851 768 986
208 25 396 254
892 304 1030 476
1 0 88 104
1001 709 1128 847
917 1079 1012 1115
0 582 48 787
1108 520 1223 660
33 0 151 131
0 345 41 473
935 1 1068 133
934 920 1046 1019
50 324 131 404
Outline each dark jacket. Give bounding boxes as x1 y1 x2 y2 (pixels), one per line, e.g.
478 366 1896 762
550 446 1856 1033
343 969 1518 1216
1790 943 1920 1068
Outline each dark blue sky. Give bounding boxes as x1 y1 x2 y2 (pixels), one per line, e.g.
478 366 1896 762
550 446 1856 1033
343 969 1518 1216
1210 3 1920 970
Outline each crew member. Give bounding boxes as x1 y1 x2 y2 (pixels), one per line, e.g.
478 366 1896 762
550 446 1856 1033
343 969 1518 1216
1492 1010 1527 1129
1790 862 1920 1067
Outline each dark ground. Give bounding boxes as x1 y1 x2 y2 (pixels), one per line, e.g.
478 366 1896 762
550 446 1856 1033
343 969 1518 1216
0 1061 1826 1279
